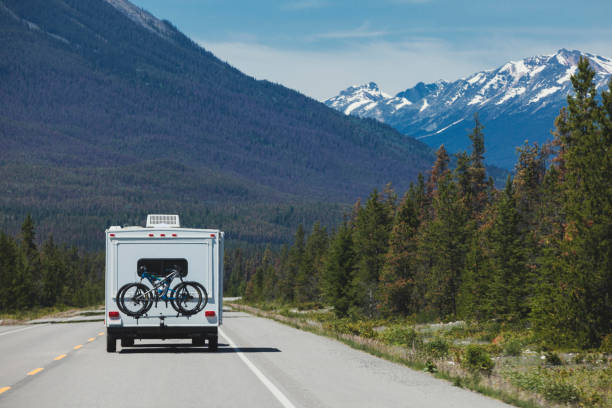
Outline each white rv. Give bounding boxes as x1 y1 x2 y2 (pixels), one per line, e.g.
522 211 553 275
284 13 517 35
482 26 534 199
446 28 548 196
105 214 223 352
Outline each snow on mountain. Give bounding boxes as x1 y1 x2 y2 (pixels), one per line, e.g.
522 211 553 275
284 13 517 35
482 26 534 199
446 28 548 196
325 49 612 168
104 0 173 39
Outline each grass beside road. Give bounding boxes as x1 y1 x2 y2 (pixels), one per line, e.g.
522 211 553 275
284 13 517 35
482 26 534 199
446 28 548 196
228 302 611 408
0 305 104 325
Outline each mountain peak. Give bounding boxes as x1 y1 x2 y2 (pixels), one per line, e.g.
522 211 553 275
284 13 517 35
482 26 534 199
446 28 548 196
104 0 172 39
325 49 612 168
553 48 584 67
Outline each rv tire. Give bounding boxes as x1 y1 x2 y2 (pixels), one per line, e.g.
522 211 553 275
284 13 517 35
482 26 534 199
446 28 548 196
121 338 134 347
208 336 218 351
107 335 116 353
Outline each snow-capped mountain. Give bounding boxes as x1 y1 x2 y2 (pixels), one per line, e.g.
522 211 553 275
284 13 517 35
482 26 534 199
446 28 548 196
326 49 612 168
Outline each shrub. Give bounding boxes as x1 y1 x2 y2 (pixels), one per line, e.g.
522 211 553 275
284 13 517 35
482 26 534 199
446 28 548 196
424 360 437 373
503 338 523 356
542 381 580 404
380 326 423 348
505 369 581 405
425 337 449 358
325 319 377 339
599 334 612 353
463 345 495 374
543 352 563 366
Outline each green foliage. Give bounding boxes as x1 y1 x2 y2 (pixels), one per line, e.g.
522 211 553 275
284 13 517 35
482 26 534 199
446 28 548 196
502 338 523 356
351 189 395 317
543 352 563 366
463 345 495 374
380 325 423 348
237 61 612 356
424 337 450 358
424 360 437 373
600 334 612 353
323 319 377 339
422 172 470 319
322 223 355 317
531 58 612 348
0 218 103 312
506 368 584 405
379 186 421 316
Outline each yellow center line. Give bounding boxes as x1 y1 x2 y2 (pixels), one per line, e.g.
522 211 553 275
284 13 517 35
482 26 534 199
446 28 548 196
98 332 104 336
27 368 44 376
54 354 66 361
0 386 10 395
74 344 83 350
88 337 95 342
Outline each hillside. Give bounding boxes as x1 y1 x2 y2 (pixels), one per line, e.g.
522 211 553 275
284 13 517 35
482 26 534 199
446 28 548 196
0 0 435 248
326 49 612 168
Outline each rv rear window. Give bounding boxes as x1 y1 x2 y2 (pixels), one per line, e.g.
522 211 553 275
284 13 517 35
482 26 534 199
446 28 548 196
137 259 188 278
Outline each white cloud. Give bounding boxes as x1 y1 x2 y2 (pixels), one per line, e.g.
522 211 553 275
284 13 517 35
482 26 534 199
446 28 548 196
198 37 612 102
310 23 390 40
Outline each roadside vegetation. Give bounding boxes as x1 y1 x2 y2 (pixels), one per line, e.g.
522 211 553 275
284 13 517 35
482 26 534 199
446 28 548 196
0 216 104 317
231 302 611 408
226 58 612 407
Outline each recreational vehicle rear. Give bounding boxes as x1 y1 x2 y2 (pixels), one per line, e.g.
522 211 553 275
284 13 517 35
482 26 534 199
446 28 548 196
105 215 223 352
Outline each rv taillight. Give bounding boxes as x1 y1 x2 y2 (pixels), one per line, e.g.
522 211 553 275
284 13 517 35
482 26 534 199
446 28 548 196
109 233 115 237
172 234 177 237
148 233 154 237
205 311 216 317
210 234 215 238
109 311 120 319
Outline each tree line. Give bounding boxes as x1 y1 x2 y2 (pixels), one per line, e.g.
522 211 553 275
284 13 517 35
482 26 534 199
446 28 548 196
239 58 612 349
0 215 104 312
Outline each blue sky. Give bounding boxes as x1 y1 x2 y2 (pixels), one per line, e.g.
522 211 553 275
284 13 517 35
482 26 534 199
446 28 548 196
130 0 612 100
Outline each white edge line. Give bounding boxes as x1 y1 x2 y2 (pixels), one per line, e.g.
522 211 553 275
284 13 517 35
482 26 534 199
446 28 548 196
0 324 49 337
219 328 297 408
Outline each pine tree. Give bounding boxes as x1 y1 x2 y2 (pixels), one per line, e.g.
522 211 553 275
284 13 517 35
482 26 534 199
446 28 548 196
487 177 529 320
422 173 470 319
532 58 612 347
40 235 63 307
13 215 39 309
322 223 356 317
288 225 306 303
457 230 491 320
304 223 329 304
426 145 450 204
467 114 488 217
379 186 421 315
0 233 19 310
20 214 37 256
351 189 394 316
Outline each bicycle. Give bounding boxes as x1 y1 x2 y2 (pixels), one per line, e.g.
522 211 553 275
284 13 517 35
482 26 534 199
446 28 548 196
116 265 208 318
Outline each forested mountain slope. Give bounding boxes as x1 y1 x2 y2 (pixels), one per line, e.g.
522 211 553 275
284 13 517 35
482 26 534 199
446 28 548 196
0 0 434 248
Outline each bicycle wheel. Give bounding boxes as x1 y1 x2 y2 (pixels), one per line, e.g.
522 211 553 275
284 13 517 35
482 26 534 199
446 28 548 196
115 283 135 314
119 283 151 317
173 282 202 315
189 281 209 313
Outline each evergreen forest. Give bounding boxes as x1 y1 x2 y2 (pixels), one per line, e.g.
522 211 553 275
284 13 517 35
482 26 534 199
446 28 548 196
233 58 612 349
0 215 104 313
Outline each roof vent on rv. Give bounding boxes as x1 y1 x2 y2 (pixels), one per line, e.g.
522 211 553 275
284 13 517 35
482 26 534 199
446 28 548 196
146 214 180 228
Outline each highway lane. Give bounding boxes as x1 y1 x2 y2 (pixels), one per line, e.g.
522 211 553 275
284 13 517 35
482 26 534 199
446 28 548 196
0 311 513 408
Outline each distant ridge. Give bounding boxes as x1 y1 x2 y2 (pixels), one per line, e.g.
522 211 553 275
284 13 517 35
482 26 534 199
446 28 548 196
0 0 435 248
326 49 612 168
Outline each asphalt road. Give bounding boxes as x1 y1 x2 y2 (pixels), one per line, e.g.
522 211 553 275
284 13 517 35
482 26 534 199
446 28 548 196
0 310 513 408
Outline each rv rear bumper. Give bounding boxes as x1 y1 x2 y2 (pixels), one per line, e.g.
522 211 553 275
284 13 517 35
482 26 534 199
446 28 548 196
107 326 217 340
